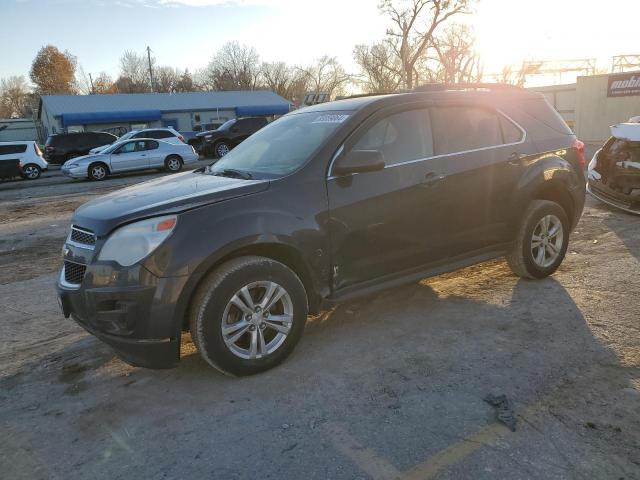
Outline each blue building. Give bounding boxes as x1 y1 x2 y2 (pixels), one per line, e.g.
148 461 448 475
37 90 291 140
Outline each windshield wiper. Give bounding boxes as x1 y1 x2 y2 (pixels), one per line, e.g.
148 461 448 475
211 168 253 180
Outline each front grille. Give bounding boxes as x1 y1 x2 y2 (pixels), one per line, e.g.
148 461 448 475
64 261 86 285
70 226 96 246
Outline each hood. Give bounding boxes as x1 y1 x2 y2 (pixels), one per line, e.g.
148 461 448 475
65 153 108 166
72 170 270 235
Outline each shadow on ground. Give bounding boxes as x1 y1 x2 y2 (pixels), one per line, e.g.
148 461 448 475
1 266 638 479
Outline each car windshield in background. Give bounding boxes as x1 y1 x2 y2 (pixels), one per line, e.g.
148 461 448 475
207 111 350 179
101 141 127 154
216 119 236 131
117 131 137 142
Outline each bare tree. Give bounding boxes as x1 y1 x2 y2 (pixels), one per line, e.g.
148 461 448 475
299 56 351 99
353 41 403 93
0 76 32 118
93 72 116 94
431 24 482 83
175 69 195 92
202 42 261 91
493 63 531 87
260 62 308 104
154 66 181 93
118 50 153 93
381 0 471 89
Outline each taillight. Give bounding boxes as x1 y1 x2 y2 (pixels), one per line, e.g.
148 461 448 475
573 139 586 169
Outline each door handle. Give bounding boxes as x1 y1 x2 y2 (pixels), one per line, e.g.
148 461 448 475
423 171 446 186
508 152 524 166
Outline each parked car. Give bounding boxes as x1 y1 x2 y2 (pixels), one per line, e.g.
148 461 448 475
587 120 640 214
57 84 585 375
200 117 268 158
45 131 118 164
0 141 49 179
188 122 226 153
61 138 198 180
89 127 186 154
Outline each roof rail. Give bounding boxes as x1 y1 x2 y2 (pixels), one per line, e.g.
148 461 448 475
413 83 525 93
335 92 395 101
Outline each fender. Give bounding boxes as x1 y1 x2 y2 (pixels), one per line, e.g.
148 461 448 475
509 152 583 229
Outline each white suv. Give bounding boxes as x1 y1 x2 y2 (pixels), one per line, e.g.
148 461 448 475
0 141 49 180
89 127 185 154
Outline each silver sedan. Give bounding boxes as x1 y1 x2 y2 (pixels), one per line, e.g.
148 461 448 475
61 138 199 180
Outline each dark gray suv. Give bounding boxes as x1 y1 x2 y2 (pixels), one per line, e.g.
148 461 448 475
57 84 586 376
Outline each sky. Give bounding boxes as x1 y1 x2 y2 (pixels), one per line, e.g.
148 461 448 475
1 0 639 87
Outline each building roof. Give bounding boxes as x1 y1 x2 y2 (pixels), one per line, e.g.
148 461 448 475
40 91 291 117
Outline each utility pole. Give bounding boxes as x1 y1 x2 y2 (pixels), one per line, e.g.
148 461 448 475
88 73 95 94
147 46 154 92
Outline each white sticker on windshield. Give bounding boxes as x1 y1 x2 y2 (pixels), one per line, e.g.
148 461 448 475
312 114 350 124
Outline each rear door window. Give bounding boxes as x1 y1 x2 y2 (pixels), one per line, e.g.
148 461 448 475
0 144 27 155
499 115 524 144
144 140 159 150
154 130 175 139
430 106 503 156
352 108 433 166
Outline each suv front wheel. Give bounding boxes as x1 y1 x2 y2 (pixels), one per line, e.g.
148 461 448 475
506 200 570 279
189 256 308 376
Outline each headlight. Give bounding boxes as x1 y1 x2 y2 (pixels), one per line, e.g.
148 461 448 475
98 215 177 267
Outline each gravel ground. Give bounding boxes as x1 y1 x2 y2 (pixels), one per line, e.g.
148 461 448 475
0 171 638 480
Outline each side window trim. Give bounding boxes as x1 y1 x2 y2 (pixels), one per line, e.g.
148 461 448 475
329 104 434 177
496 109 526 146
328 107 527 178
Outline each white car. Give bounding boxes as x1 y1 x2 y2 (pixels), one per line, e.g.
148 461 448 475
88 127 185 154
0 141 49 179
587 119 640 214
61 138 199 181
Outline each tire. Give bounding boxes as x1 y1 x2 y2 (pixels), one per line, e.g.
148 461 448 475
506 200 570 279
215 141 231 158
21 164 41 180
189 256 308 376
88 162 109 181
165 155 183 173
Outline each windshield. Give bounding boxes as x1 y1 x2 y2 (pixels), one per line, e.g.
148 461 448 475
117 131 137 142
216 119 236 131
101 140 130 154
207 111 350 179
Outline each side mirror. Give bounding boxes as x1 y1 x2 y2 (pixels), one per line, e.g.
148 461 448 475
332 150 385 176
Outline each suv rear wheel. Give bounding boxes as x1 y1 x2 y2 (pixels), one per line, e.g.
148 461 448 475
189 256 308 376
506 200 569 279
215 141 231 158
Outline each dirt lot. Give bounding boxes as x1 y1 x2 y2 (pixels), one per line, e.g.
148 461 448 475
0 171 639 480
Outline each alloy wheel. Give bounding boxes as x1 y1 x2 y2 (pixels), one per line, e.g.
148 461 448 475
216 143 230 157
221 281 293 360
168 158 181 171
23 165 40 179
91 165 106 180
531 214 563 268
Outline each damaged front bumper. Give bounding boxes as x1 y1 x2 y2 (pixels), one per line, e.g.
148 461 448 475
56 260 189 369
